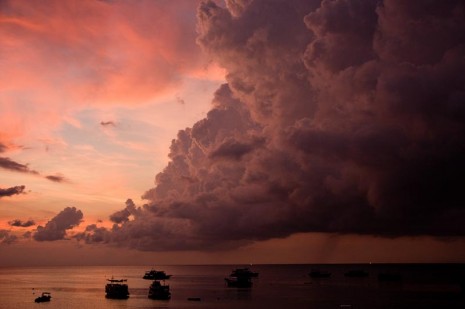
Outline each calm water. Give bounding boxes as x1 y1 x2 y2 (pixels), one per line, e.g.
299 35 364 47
0 264 464 308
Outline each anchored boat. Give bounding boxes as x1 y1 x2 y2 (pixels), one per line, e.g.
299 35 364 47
105 278 129 299
34 292 51 303
225 267 258 287
143 269 172 280
148 280 171 300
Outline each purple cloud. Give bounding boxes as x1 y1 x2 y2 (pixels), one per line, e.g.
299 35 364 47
8 219 35 227
33 207 83 241
0 157 39 174
45 174 67 183
0 185 26 198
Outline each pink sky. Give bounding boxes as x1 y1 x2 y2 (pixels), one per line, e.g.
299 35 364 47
1 0 465 266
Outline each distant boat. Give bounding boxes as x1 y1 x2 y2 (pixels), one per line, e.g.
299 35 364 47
230 267 259 278
105 278 129 299
225 276 253 288
34 292 51 303
309 269 332 278
143 269 172 280
225 267 257 287
148 280 171 300
344 270 369 278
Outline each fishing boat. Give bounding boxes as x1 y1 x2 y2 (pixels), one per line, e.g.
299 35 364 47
143 269 172 280
148 280 171 300
230 267 259 278
225 276 253 288
105 278 129 299
34 292 51 303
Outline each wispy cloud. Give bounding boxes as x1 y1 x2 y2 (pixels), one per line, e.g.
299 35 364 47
0 157 39 175
0 185 26 198
45 174 68 183
100 121 116 127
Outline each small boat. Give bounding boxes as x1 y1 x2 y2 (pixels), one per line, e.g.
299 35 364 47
34 292 51 303
309 269 332 278
143 269 172 280
225 276 253 288
225 266 257 287
105 278 129 299
344 270 369 278
148 280 171 300
230 267 259 278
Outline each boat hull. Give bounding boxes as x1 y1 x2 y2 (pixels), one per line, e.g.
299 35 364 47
148 281 171 300
105 283 129 299
225 277 253 288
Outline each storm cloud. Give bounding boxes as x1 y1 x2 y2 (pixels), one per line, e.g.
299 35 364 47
33 207 83 241
94 0 465 250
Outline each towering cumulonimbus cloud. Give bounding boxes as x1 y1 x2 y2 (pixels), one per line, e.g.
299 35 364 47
33 207 83 241
89 0 465 251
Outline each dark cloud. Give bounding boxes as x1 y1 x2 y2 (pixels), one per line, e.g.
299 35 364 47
99 0 465 251
0 155 67 183
33 207 83 241
209 136 265 161
74 224 109 244
45 174 67 183
0 157 39 174
0 230 18 245
8 219 35 227
109 199 139 224
0 185 26 198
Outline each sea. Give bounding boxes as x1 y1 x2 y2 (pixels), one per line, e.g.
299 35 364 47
0 264 464 309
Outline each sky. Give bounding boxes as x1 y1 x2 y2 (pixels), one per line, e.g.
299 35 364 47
1 0 465 266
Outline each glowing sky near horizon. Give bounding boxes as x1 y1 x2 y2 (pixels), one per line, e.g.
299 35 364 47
1 0 465 266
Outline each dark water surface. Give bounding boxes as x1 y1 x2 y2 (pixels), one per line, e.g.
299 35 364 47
0 264 464 308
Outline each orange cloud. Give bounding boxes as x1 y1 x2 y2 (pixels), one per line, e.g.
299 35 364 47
0 0 208 144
